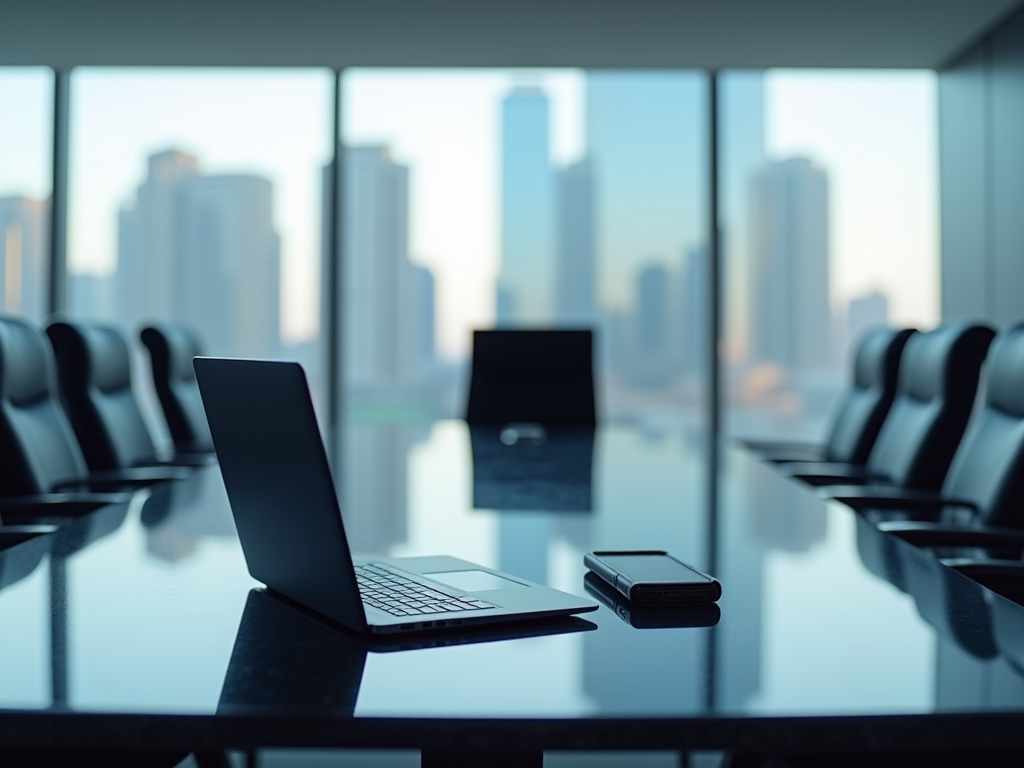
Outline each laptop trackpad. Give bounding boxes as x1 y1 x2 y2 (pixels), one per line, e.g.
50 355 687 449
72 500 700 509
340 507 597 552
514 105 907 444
426 569 528 592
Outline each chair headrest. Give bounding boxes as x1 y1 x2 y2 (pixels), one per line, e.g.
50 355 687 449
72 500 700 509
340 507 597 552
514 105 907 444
986 322 1024 418
0 316 53 407
900 322 996 403
47 321 132 395
851 327 915 390
141 324 201 382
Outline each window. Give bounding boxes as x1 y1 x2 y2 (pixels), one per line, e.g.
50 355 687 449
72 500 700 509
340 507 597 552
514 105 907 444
722 70 939 440
0 68 53 322
67 68 333 444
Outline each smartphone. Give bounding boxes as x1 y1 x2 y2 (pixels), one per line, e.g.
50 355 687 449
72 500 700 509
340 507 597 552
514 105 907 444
583 572 721 629
583 550 722 606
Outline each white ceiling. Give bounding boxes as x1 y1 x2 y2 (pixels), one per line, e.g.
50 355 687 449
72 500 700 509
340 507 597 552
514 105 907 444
3 0 1022 70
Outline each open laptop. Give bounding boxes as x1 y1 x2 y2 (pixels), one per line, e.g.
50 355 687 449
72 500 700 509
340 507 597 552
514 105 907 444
194 357 597 635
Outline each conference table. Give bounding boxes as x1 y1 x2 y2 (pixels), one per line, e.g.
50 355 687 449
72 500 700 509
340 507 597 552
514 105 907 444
0 420 1022 766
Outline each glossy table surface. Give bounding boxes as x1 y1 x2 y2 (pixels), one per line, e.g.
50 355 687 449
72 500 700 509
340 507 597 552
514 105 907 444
0 420 1022 754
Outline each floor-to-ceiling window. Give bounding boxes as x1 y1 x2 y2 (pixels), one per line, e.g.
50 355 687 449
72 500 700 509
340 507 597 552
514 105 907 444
715 69 940 714
721 70 939 443
0 68 53 324
65 68 333 447
0 66 55 708
337 69 711 561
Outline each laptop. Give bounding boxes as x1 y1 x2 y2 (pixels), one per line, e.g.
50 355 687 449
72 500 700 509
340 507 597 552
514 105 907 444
194 357 598 635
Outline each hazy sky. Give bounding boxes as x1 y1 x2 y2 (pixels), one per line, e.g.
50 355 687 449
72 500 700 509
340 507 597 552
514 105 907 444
0 67 938 355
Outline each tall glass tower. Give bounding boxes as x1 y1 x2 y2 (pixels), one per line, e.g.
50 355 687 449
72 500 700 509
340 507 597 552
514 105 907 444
497 87 553 325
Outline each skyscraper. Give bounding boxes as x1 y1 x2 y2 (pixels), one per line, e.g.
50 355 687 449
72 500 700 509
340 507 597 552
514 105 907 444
118 150 199 325
0 196 48 321
342 146 436 384
555 157 596 325
751 157 831 372
177 174 279 358
586 72 703 314
497 87 554 324
846 289 890 354
117 149 281 359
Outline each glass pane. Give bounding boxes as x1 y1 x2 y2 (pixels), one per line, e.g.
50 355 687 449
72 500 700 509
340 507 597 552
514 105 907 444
0 67 53 323
342 69 708 424
722 70 939 441
340 69 709 573
67 68 333 445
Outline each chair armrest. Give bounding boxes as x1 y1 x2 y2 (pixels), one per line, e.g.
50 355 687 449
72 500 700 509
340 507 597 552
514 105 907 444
779 462 869 486
820 485 975 514
942 558 1024 582
0 492 132 523
762 447 829 464
0 524 60 549
735 438 822 453
89 466 192 486
878 522 1024 550
166 452 217 467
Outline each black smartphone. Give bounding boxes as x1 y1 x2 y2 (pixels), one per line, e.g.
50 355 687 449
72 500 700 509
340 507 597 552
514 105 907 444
583 550 722 606
582 572 721 629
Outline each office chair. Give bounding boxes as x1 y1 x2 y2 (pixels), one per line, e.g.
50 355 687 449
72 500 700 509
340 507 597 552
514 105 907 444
781 322 996 491
740 326 915 465
0 317 182 523
465 329 597 426
829 322 1024 526
140 324 215 457
45 319 195 476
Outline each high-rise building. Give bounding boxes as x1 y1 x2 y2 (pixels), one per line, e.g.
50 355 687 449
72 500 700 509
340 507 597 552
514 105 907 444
117 149 281 359
637 264 670 354
555 157 596 325
341 146 435 384
177 175 279 358
0 196 48 321
751 157 831 372
680 244 708 375
497 87 553 325
586 72 703 315
846 289 890 354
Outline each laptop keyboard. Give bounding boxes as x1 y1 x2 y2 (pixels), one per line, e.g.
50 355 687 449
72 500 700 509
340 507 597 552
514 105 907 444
355 563 496 617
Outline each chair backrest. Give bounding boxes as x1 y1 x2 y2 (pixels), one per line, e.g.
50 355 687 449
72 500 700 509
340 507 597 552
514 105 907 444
465 329 597 426
0 317 90 495
140 324 214 454
822 326 916 464
939 322 1024 527
865 322 995 490
46 320 160 472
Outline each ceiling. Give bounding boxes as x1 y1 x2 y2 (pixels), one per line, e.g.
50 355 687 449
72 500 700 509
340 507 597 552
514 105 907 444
3 0 1022 70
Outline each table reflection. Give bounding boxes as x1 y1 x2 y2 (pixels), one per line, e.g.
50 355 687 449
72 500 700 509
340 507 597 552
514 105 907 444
0 420 1020 726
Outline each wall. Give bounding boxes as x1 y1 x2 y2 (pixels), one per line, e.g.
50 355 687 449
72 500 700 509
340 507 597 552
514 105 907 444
941 7 1024 326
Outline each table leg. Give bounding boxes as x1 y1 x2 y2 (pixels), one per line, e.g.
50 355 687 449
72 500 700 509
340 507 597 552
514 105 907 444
421 749 543 768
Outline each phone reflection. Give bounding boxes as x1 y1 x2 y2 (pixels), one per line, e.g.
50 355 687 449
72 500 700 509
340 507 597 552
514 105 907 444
218 588 597 715
583 572 721 630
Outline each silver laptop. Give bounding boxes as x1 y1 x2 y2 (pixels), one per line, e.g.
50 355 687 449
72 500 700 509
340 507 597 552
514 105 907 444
194 357 597 635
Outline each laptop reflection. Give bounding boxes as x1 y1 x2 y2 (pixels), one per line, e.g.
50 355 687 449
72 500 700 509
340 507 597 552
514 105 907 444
218 588 596 715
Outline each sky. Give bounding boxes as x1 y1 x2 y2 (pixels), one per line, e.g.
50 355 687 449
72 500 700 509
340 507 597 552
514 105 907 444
0 67 939 355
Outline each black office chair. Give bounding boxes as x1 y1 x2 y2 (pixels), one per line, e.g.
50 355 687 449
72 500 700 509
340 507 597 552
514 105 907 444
0 317 185 523
829 322 1024 526
740 326 915 465
45 319 195 476
465 329 597 426
140 324 215 457
782 322 996 491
